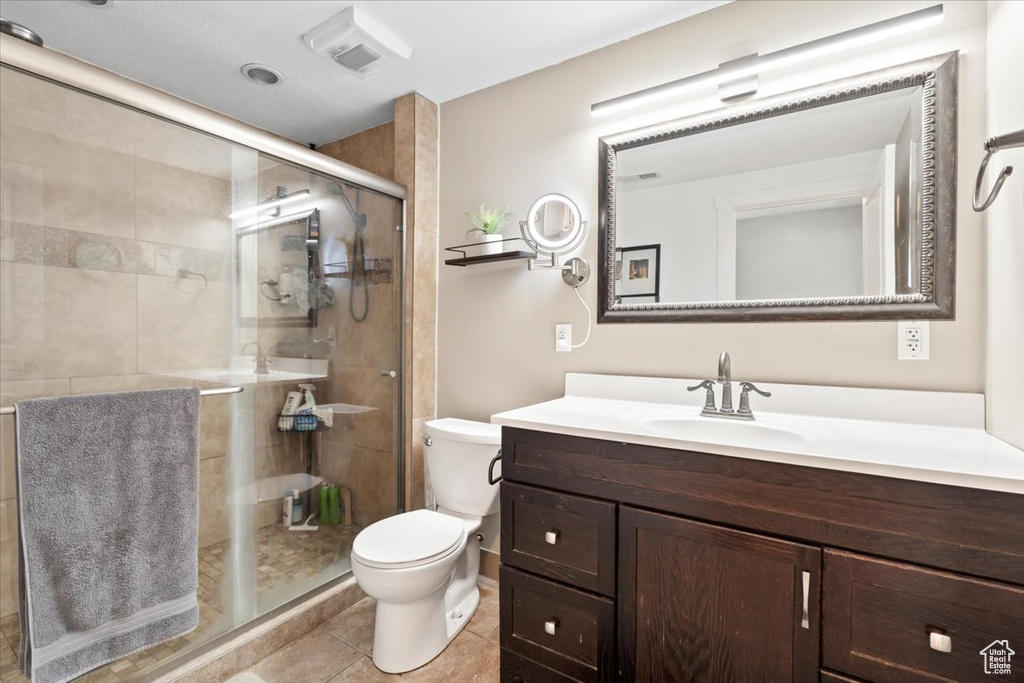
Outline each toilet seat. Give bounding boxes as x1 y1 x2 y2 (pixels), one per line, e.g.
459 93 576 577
352 509 465 570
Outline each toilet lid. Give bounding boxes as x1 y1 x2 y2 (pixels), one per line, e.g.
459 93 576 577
352 509 465 569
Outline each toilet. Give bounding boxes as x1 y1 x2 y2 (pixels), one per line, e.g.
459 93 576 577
350 418 501 674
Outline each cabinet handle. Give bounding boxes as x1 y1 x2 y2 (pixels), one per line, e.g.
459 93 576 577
545 531 558 545
544 620 557 635
800 571 810 629
929 630 952 653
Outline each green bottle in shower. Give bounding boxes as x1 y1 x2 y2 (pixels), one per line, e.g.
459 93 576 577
320 484 330 526
328 485 341 526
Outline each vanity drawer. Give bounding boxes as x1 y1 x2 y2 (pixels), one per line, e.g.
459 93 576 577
501 482 617 596
501 649 583 682
500 565 615 682
823 550 1024 682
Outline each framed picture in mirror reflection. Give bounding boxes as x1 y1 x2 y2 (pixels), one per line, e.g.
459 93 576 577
616 244 660 301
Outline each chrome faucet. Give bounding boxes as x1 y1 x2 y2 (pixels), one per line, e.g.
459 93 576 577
717 351 734 415
687 351 771 420
241 342 271 375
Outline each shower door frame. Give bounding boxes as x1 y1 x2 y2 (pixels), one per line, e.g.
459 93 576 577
1 31 408 678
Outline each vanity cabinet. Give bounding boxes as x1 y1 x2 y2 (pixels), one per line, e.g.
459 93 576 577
498 427 1024 683
618 508 821 681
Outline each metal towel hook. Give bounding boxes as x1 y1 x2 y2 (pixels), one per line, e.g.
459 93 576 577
973 129 1024 212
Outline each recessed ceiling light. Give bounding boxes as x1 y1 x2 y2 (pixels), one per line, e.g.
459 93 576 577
241 63 282 86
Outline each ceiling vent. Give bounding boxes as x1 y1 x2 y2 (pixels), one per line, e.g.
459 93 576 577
302 6 412 79
619 171 662 184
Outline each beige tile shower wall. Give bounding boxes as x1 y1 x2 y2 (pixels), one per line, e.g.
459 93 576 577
437 0 989 425
0 68 238 618
318 123 396 182
396 94 439 511
317 95 439 513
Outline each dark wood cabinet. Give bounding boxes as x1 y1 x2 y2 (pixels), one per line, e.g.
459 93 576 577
822 551 1024 683
502 482 617 596
500 565 616 681
497 427 1024 682
618 507 821 682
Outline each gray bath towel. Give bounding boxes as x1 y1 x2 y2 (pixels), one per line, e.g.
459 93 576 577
15 388 201 683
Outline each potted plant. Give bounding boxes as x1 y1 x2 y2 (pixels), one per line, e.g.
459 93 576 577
466 204 512 256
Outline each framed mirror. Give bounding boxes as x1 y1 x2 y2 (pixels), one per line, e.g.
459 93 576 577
237 209 321 327
598 52 957 323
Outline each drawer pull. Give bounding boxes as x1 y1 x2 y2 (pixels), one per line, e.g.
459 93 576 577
800 570 810 629
545 531 558 545
929 630 952 653
544 620 557 635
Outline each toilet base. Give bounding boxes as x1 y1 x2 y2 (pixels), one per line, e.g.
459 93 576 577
368 531 483 674
371 584 480 674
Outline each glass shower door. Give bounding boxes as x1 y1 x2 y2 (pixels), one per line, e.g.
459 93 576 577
243 155 404 616
0 63 405 679
0 64 262 675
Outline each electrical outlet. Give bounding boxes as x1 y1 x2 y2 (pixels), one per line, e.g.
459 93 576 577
555 324 572 352
898 321 929 360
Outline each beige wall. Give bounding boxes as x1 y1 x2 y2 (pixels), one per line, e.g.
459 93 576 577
438 1 990 425
984 0 1024 450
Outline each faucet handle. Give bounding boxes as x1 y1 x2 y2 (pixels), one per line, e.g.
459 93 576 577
737 382 771 417
739 381 771 398
687 379 717 414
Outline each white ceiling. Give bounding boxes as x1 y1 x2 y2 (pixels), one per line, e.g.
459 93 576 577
1 0 728 145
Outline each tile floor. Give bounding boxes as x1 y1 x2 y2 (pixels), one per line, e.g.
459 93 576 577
0 523 360 683
225 578 500 683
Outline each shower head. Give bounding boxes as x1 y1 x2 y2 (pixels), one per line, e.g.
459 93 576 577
328 182 368 230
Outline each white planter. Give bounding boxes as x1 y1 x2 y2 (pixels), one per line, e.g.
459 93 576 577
476 233 504 256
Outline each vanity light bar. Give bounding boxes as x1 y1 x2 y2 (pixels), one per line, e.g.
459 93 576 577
229 189 311 219
590 4 944 118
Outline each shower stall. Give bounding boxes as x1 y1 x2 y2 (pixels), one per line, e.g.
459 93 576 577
0 36 405 680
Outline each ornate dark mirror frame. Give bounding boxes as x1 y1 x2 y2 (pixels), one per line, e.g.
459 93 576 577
598 52 958 323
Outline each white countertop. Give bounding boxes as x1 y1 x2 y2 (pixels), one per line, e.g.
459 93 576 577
491 374 1024 494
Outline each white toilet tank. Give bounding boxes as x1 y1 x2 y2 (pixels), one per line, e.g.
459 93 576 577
423 418 501 517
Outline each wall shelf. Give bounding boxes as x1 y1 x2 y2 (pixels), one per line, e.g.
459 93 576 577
444 237 537 267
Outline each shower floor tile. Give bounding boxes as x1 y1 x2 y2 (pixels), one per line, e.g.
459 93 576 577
0 522 360 683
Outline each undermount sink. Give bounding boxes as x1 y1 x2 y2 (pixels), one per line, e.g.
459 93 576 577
638 415 820 446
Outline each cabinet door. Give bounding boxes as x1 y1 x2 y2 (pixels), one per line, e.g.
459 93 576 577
618 506 821 682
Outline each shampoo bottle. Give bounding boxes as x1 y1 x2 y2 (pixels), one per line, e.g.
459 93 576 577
290 489 304 525
282 492 293 527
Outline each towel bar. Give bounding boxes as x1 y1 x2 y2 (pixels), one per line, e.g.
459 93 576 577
0 385 244 416
973 129 1024 212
